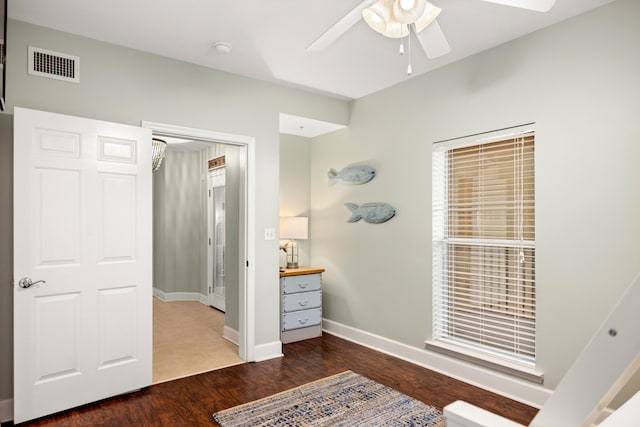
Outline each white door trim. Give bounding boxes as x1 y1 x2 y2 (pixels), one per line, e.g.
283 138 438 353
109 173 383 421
141 121 255 362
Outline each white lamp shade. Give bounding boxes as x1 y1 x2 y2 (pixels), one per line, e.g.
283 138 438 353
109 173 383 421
363 0 411 39
413 2 441 33
280 216 308 240
392 0 427 24
362 0 393 34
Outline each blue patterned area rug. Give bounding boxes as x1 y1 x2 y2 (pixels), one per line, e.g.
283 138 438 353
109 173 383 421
213 370 447 426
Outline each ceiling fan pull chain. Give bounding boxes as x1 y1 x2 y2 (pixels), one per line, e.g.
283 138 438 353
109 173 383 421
399 39 405 55
407 28 412 75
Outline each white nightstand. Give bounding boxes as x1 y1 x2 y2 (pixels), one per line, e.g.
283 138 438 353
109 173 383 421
279 266 325 344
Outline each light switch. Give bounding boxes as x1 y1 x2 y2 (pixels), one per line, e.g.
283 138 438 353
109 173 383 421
264 227 276 241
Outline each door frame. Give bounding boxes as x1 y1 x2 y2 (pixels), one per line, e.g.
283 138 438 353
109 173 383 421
141 121 255 362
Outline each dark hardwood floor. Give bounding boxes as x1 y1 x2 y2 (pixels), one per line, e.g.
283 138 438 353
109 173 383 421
10 334 538 426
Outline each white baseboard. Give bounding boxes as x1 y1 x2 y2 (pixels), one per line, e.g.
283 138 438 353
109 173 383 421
253 340 283 363
322 318 553 409
0 398 13 423
153 288 208 305
223 325 239 346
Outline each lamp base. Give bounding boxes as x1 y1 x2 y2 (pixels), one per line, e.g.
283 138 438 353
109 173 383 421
284 240 299 269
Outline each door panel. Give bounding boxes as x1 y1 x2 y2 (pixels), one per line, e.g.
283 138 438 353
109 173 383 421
98 286 136 366
36 168 81 265
35 293 81 382
99 173 137 260
13 107 152 423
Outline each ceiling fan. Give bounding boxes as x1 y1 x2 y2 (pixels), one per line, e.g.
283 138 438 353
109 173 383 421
306 0 556 67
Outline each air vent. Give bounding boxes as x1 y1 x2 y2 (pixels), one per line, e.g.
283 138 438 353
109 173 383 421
28 46 79 83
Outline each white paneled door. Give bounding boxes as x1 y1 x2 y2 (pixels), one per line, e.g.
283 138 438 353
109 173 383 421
13 108 152 423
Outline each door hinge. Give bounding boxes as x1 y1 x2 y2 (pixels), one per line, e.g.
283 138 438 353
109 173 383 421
209 237 211 246
209 189 211 197
246 260 249 267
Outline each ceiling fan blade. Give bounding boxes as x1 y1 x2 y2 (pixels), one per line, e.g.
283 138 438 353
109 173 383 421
414 20 451 59
479 0 555 13
306 0 377 52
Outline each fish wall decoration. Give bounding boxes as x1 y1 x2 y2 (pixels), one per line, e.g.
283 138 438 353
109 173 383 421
328 165 375 186
345 202 396 224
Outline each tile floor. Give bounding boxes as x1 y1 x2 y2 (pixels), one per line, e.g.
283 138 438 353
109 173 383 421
153 297 244 384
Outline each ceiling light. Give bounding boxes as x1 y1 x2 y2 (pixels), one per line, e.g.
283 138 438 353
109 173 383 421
362 0 393 34
382 21 409 38
362 0 440 75
151 138 167 172
392 0 427 24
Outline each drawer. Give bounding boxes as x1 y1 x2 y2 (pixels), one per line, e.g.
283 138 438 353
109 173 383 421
282 308 322 331
282 291 321 312
282 274 321 294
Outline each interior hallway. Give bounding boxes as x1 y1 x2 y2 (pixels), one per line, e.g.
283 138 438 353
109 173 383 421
153 297 244 383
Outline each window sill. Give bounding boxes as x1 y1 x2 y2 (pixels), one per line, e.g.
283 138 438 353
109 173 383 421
425 339 544 384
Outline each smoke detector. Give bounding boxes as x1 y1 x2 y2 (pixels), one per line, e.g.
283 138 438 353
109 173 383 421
213 41 232 55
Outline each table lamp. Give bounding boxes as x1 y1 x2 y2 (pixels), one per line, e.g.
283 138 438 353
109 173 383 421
279 216 308 269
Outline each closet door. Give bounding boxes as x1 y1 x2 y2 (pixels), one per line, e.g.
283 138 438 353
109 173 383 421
208 166 226 311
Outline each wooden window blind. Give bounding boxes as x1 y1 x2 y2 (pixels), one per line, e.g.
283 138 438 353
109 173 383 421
432 129 535 366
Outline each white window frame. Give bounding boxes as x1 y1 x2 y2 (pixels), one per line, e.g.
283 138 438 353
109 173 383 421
427 124 543 383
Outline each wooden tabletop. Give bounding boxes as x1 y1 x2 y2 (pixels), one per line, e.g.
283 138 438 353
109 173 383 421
279 266 325 277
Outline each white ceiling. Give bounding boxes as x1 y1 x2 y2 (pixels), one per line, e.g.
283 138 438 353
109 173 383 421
280 113 347 138
157 135 211 152
10 0 614 101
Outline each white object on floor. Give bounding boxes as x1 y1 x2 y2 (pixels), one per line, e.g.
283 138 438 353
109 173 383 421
598 391 640 427
444 272 640 427
444 400 525 427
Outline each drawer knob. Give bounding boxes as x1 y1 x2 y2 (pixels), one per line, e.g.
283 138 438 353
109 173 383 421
298 317 309 325
298 283 309 289
298 300 309 307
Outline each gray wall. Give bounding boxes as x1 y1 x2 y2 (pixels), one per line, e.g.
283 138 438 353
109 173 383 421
279 133 312 267
1 19 349 401
310 0 640 393
153 150 205 294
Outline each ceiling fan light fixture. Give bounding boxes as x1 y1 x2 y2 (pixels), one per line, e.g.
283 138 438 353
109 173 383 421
392 0 427 24
382 21 409 38
362 0 393 34
413 2 442 33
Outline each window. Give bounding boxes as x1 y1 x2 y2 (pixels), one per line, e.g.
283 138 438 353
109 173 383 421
431 127 536 375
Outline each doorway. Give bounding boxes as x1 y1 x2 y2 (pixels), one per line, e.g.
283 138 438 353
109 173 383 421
142 121 256 379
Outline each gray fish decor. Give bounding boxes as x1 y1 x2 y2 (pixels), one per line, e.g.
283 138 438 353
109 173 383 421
345 202 396 224
328 165 375 186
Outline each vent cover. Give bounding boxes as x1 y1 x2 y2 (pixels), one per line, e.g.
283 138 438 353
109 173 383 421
28 46 79 83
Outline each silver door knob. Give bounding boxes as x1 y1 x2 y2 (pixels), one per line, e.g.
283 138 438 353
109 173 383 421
18 277 46 288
